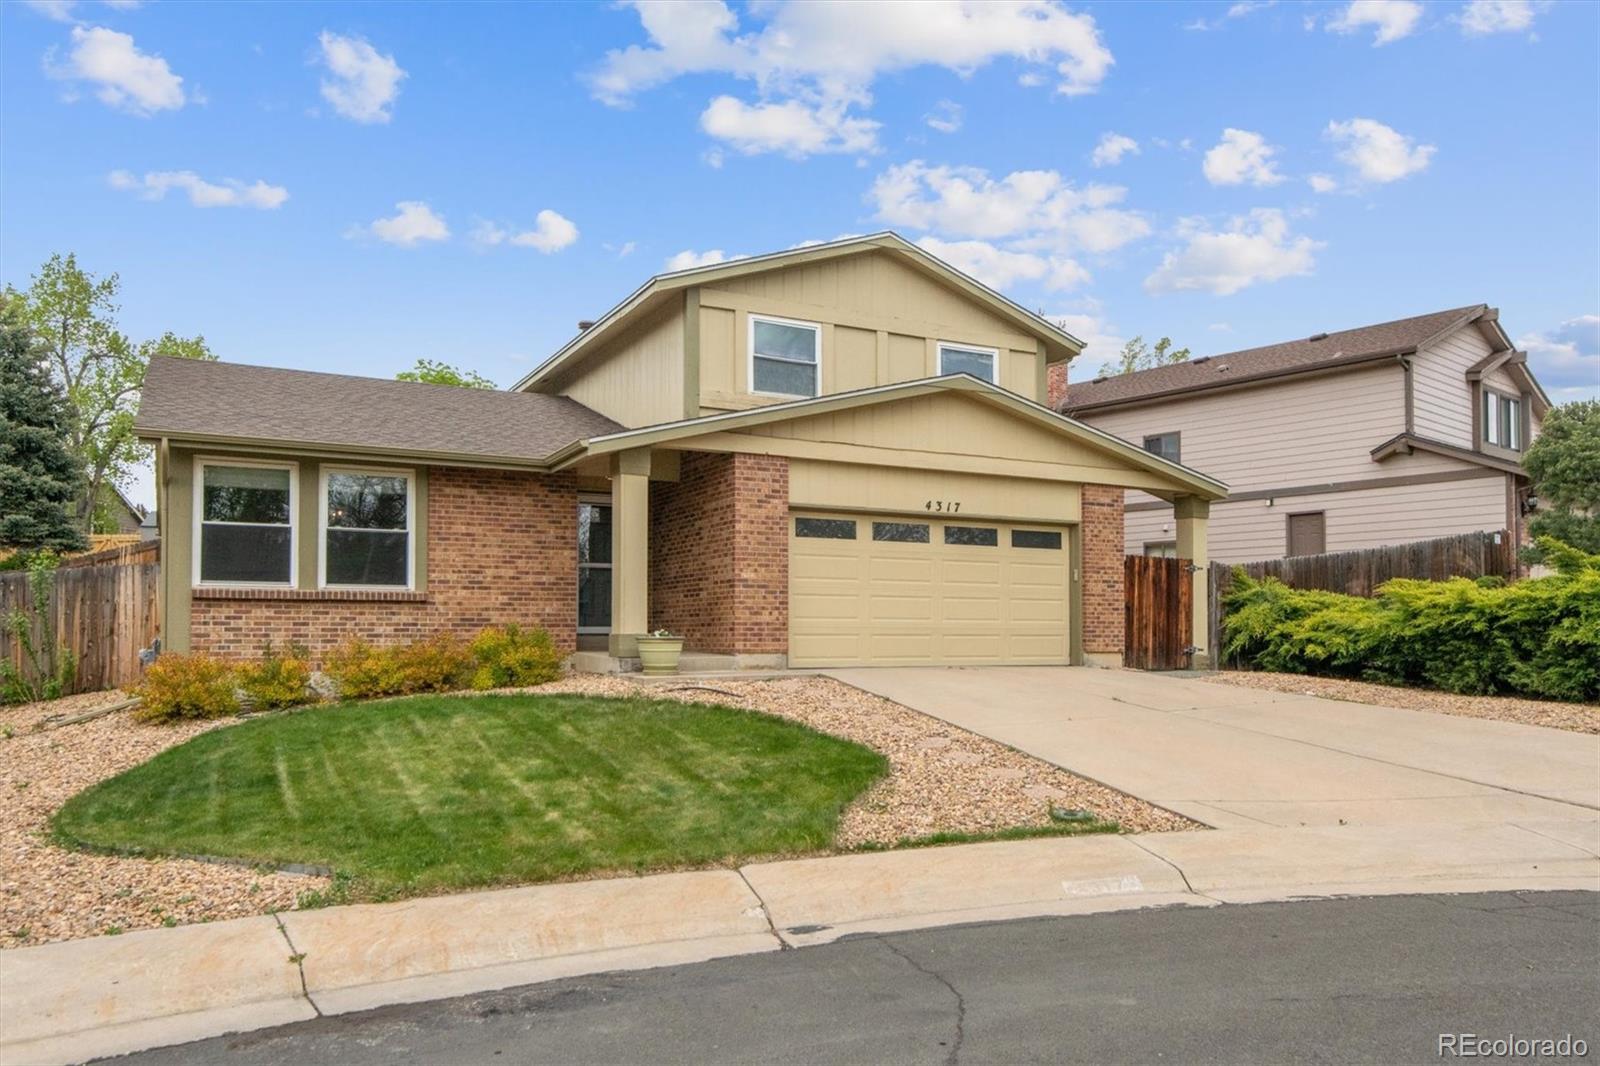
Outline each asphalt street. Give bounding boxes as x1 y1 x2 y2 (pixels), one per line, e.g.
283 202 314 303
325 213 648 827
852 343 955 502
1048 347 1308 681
112 891 1599 1065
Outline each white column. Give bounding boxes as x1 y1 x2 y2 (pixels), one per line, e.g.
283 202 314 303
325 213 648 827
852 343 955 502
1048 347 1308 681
1175 495 1210 669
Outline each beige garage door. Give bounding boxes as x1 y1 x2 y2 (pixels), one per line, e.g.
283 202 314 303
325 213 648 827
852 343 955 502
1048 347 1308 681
789 512 1070 667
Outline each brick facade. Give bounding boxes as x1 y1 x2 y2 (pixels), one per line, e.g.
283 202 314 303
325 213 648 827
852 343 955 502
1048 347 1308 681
1047 362 1069 411
190 467 577 662
650 451 788 655
1080 483 1126 656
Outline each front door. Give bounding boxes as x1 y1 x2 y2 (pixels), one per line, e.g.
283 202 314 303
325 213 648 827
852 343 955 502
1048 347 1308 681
577 499 612 634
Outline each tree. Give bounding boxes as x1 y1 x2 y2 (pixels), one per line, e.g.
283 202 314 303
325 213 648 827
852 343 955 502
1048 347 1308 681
0 296 88 553
396 358 496 389
6 254 213 531
1524 400 1600 557
1098 335 1191 377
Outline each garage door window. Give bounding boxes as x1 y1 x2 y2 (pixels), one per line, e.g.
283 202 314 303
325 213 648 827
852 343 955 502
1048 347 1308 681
795 517 856 539
1012 530 1062 549
944 525 998 546
873 521 929 543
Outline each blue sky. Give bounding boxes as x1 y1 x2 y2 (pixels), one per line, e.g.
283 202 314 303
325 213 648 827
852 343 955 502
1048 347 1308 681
3 1 1596 507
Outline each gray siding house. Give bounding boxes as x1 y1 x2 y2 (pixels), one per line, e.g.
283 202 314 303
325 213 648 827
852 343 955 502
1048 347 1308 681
1059 306 1550 562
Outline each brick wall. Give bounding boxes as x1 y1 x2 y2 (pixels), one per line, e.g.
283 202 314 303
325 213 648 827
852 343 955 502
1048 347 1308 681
650 451 788 655
191 467 577 661
1047 362 1070 411
1081 483 1126 656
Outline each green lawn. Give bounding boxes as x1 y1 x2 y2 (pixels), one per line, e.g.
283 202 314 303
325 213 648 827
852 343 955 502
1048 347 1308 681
53 694 887 900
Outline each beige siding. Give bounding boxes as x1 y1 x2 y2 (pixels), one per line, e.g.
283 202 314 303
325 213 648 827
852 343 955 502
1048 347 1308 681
547 302 684 428
1413 326 1494 448
1126 471 1508 561
696 250 1047 411
789 459 1080 525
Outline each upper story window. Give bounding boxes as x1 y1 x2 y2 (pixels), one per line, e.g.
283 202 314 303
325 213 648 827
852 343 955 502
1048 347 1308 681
195 461 295 586
937 342 998 385
1482 389 1522 451
321 468 414 588
750 315 820 397
1143 432 1181 463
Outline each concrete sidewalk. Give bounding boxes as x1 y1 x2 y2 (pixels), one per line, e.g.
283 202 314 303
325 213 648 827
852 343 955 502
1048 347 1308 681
829 667 1600 828
5 820 1597 1066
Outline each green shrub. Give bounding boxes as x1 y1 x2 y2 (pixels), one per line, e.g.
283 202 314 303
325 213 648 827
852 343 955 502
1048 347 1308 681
398 634 473 693
468 624 564 690
133 653 240 722
323 634 472 700
238 643 313 710
1220 537 1600 702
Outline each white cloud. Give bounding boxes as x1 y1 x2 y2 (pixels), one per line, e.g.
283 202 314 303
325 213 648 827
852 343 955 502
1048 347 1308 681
616 241 637 258
354 201 449 246
1517 314 1599 395
1326 117 1435 183
1145 208 1322 296
1458 0 1546 35
591 1 1112 159
1208 322 1235 332
915 237 1088 293
1326 0 1424 44
1186 0 1276 31
1047 301 1125 365
471 210 579 253
316 31 404 124
107 169 288 209
700 95 879 157
1091 132 1138 168
49 25 184 115
664 248 744 271
26 1 77 21
869 160 1150 253
103 0 143 9
1307 172 1340 193
925 99 963 134
1201 128 1284 186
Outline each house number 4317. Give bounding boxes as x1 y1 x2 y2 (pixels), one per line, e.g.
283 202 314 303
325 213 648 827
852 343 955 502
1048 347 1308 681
925 500 961 513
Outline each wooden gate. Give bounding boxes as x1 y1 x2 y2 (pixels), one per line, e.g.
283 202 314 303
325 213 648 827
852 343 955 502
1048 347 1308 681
1124 555 1192 671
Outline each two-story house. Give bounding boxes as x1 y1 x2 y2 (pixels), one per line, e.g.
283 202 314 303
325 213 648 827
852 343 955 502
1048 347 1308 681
1058 305 1550 562
135 233 1227 671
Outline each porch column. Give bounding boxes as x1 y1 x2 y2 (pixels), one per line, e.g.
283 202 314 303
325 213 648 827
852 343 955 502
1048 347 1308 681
608 448 651 658
1175 495 1210 669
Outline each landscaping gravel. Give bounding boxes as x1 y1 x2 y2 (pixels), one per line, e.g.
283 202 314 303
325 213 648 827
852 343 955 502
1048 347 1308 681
1204 671 1600 735
0 693 327 950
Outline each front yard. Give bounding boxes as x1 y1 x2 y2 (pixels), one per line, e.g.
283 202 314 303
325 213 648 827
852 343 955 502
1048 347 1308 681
3 676 1194 947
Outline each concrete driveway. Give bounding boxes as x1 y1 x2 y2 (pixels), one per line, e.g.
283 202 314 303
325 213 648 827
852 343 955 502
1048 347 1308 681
827 668 1600 830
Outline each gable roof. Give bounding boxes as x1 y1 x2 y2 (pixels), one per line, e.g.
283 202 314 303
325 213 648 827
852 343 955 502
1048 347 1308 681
135 356 621 466
513 232 1086 392
565 374 1228 501
1060 305 1491 414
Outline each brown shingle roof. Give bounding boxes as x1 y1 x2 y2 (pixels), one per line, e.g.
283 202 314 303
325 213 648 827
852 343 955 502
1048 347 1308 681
135 357 621 464
1059 305 1488 413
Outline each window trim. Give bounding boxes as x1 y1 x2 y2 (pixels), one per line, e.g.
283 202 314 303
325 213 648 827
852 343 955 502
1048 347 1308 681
192 457 299 589
748 313 822 398
1142 432 1181 464
936 341 1000 386
317 464 416 591
577 493 612 635
1143 540 1178 558
1481 387 1522 451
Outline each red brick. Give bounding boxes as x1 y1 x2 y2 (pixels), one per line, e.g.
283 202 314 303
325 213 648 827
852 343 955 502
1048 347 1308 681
1081 483 1125 655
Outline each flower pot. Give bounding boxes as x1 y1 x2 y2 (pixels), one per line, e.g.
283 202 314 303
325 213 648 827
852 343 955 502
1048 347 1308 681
635 636 684 676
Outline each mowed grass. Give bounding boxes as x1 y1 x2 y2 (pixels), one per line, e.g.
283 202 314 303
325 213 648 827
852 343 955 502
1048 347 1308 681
52 694 887 900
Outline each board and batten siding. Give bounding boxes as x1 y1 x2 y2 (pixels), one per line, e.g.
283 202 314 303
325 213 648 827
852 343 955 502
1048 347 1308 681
696 250 1047 413
545 301 685 428
1127 471 1510 562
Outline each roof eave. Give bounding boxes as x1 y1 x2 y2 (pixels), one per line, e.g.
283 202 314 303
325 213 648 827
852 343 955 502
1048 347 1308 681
135 427 562 472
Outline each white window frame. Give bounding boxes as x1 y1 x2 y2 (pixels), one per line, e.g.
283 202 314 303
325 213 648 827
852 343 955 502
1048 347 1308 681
577 493 613 635
936 341 1000 386
1482 388 1522 450
318 465 416 591
748 313 821 398
192 457 298 588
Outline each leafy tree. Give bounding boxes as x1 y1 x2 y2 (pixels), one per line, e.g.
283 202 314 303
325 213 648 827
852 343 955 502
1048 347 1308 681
0 296 87 553
396 358 496 389
6 254 213 531
1098 335 1191 377
1524 400 1600 558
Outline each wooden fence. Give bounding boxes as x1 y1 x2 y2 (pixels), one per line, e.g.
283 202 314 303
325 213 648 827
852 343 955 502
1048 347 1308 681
1124 555 1193 670
1205 529 1518 666
1 540 161 695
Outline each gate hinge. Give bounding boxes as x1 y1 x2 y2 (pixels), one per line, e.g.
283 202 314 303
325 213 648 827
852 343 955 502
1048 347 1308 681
1182 645 1199 656
1183 562 1205 574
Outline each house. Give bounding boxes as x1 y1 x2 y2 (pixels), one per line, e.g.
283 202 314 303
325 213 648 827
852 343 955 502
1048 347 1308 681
134 233 1227 671
1057 306 1549 563
102 484 148 535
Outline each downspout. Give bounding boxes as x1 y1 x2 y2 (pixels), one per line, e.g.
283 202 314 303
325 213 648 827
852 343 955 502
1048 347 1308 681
157 438 170 655
1397 353 1414 435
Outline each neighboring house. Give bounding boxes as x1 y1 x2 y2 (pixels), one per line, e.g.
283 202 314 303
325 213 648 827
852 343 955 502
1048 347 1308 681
102 485 148 535
1058 305 1550 563
134 233 1226 670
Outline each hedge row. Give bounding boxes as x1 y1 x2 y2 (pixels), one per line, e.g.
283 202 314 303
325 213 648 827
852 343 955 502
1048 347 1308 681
1220 538 1600 702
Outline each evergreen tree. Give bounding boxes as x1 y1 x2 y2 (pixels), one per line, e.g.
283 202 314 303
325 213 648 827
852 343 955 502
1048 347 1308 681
0 297 88 552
